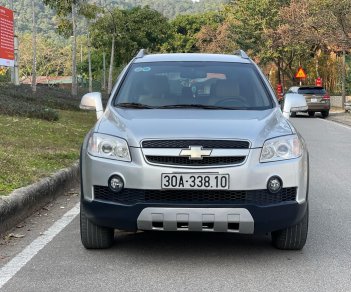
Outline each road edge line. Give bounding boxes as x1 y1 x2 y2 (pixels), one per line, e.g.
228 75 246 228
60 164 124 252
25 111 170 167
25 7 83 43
0 203 80 289
319 117 351 130
0 162 80 235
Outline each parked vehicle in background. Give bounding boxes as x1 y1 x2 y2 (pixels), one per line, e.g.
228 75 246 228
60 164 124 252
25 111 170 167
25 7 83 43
285 86 330 118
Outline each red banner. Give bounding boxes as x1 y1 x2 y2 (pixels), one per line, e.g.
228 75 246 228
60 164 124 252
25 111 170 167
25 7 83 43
276 83 283 100
0 6 14 67
315 77 322 87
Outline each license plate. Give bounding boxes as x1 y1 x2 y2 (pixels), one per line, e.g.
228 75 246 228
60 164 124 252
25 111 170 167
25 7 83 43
161 173 229 190
311 98 318 102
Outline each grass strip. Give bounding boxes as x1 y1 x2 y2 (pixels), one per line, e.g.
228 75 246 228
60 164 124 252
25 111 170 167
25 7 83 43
0 110 96 195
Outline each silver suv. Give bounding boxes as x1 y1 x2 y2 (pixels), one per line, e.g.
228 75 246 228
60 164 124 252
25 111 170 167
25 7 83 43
79 50 309 250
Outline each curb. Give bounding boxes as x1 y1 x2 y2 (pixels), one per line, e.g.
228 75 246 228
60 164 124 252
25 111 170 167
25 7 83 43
0 162 80 235
327 113 351 128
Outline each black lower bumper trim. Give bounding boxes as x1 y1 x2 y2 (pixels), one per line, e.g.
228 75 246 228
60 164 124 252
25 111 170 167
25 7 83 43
81 199 308 234
93 186 297 206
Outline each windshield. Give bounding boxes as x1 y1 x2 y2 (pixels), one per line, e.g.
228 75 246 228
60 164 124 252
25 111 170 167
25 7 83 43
114 62 273 110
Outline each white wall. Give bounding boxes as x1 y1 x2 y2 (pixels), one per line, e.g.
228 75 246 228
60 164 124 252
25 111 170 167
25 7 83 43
330 96 351 108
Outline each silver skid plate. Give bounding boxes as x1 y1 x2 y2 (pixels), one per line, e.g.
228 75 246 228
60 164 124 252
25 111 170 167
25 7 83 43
137 207 254 234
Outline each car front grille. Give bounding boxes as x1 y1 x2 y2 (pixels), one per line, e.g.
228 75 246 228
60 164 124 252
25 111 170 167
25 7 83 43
145 156 246 166
93 186 297 206
142 140 250 149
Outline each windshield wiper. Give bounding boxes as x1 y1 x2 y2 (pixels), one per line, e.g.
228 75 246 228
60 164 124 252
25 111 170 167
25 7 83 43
115 102 155 109
156 104 243 110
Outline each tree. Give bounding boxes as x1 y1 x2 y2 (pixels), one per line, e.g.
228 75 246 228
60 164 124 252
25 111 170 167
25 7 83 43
308 0 351 48
124 7 171 54
31 0 37 92
91 7 122 94
106 0 227 19
309 0 351 104
225 0 317 87
90 6 171 92
162 12 223 53
19 34 72 78
43 0 98 96
196 22 236 54
72 2 77 96
13 0 229 35
272 0 351 92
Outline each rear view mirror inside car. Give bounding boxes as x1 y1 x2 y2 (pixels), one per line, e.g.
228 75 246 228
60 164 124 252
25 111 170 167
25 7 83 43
180 70 207 79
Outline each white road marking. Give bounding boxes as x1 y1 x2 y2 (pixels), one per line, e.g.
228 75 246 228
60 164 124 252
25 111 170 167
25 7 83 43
0 203 80 289
319 117 351 130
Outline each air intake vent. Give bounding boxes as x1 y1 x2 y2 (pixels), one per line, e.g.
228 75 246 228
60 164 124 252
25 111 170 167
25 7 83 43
142 140 250 149
145 155 246 166
94 186 297 206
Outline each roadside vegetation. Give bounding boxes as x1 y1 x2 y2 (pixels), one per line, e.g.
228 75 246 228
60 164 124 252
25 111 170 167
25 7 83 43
1 84 80 112
0 85 96 195
0 84 80 121
1 0 349 96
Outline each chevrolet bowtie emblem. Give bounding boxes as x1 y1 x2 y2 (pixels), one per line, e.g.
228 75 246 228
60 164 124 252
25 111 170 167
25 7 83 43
179 146 212 160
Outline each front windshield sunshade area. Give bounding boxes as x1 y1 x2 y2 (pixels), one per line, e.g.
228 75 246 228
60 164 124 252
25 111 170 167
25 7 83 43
114 62 273 110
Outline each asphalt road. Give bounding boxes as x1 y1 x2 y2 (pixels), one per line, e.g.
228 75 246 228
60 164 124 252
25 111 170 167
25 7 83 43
1 117 351 292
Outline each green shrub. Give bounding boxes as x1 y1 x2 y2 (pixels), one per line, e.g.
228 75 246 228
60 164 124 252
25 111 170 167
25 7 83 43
1 84 81 111
29 107 59 121
0 96 59 121
0 83 110 121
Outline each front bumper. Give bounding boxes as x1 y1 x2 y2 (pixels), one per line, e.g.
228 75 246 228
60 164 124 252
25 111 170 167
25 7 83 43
81 145 309 234
82 198 308 234
81 148 308 203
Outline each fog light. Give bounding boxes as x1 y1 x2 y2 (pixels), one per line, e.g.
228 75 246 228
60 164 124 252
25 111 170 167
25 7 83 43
108 175 124 193
267 176 282 193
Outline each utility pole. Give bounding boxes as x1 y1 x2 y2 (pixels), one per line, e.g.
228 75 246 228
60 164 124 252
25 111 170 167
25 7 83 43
10 0 14 83
14 36 19 85
88 32 92 93
71 2 78 97
102 7 117 95
102 52 106 91
299 60 302 86
342 49 346 110
31 0 37 93
108 35 115 95
10 0 19 85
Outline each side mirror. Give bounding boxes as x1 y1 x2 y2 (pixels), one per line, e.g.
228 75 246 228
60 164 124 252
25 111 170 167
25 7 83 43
282 93 308 119
80 92 104 119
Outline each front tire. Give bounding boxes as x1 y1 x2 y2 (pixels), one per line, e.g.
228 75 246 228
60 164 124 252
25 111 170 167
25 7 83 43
308 111 315 117
80 203 114 249
271 205 308 250
290 112 297 117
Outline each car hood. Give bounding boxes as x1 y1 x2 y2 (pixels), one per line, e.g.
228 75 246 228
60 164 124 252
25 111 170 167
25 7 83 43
97 107 293 148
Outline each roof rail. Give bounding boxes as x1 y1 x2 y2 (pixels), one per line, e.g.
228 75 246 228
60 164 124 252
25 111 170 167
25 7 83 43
135 49 147 58
233 49 249 59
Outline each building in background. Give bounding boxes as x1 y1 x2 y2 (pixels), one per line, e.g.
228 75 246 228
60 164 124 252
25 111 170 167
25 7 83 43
21 76 72 89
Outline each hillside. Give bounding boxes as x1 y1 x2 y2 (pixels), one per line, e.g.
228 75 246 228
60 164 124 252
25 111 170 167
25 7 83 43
6 0 228 35
105 0 228 19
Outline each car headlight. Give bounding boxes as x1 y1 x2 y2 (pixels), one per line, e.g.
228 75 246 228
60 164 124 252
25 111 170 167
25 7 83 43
88 133 131 162
260 135 302 163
